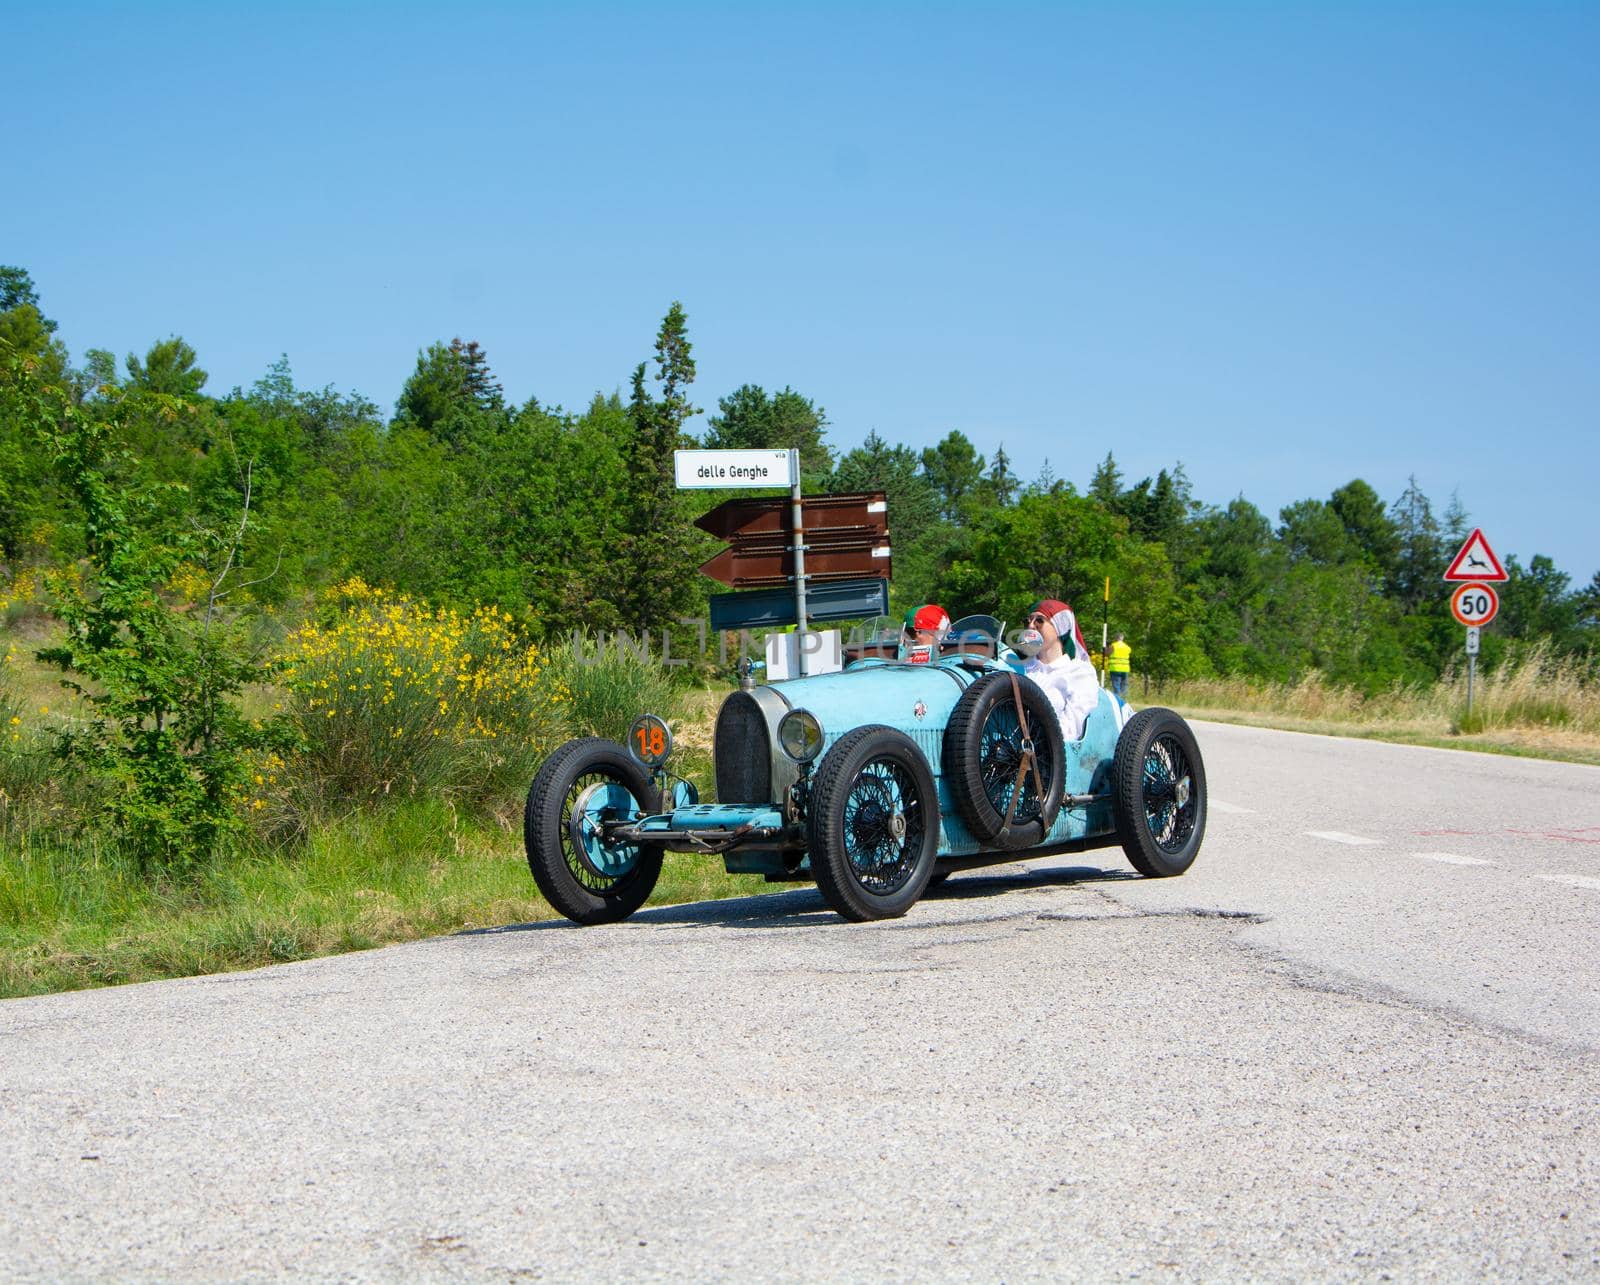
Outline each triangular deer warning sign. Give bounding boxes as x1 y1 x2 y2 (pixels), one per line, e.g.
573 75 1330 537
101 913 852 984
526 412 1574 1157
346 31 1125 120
1443 528 1508 582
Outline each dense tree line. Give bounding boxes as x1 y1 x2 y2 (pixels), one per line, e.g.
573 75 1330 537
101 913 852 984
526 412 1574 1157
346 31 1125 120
3 264 1596 692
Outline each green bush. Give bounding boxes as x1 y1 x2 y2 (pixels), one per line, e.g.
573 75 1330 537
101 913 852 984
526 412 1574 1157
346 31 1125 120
547 636 684 744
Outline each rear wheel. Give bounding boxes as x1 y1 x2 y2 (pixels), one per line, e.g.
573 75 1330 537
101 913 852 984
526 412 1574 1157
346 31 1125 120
524 738 664 924
1112 709 1206 878
807 726 940 921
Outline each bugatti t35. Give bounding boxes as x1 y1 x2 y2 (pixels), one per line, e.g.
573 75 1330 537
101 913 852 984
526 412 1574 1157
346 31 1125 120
523 624 1207 924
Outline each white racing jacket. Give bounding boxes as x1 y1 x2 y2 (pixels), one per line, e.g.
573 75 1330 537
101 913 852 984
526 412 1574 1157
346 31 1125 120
1023 649 1102 743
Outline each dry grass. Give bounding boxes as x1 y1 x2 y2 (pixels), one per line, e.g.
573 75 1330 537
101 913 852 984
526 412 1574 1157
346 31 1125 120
1152 645 1600 765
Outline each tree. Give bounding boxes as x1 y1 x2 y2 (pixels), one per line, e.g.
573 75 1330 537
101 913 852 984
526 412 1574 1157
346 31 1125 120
983 445 1019 507
0 266 52 329
616 303 704 630
830 430 939 550
1576 571 1600 633
1089 452 1121 505
926 489 1200 682
126 336 208 397
1277 498 1353 566
450 337 504 410
1499 554 1578 647
1328 478 1400 585
1028 457 1065 496
11 352 293 869
76 348 117 400
1115 466 1194 565
920 430 984 522
703 383 832 476
1390 475 1442 610
1442 490 1471 547
0 304 68 384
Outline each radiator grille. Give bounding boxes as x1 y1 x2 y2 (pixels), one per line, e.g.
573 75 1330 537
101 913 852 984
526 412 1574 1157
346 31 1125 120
714 692 772 804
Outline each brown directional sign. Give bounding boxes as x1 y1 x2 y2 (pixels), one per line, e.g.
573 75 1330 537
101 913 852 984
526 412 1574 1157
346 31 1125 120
694 492 887 541
699 537 892 588
696 490 892 588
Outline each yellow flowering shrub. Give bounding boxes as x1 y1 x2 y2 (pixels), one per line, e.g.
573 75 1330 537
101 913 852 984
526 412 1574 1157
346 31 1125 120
0 569 41 617
279 589 568 808
166 563 214 606
1 645 21 749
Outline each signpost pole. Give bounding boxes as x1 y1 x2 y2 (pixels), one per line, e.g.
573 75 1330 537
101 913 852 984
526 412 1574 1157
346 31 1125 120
788 449 808 677
1443 529 1505 723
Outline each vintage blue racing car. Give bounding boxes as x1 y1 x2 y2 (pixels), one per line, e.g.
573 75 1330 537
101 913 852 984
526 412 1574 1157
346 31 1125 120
523 622 1207 924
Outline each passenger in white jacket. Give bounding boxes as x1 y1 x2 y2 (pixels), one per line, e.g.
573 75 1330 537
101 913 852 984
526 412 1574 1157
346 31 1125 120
1020 598 1102 742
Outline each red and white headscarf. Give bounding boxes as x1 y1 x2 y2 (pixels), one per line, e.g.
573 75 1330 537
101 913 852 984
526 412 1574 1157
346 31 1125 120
1031 598 1089 661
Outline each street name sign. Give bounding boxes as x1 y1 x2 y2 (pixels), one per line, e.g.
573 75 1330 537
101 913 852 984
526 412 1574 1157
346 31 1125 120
1443 528 1508 582
1451 582 1499 627
673 449 794 490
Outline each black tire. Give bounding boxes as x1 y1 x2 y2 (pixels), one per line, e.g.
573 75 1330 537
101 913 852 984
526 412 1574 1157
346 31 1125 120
524 737 664 925
943 671 1066 849
1112 708 1206 878
807 725 940 922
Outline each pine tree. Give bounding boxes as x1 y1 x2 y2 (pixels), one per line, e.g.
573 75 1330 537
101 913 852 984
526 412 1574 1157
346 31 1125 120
617 303 703 630
449 337 504 410
1390 475 1442 610
987 444 1018 507
1443 489 1471 546
1089 452 1121 505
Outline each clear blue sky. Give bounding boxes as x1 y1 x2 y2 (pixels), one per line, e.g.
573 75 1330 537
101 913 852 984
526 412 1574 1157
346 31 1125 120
8 2 1597 582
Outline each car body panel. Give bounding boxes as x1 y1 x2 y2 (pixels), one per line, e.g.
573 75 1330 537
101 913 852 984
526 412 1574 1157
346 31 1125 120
640 654 1129 878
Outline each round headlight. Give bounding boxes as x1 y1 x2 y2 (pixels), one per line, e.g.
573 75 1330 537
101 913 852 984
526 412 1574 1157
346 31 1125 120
778 709 824 764
627 713 673 767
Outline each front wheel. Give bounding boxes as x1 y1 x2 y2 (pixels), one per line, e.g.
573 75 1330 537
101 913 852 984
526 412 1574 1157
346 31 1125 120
524 738 664 924
1112 708 1206 878
807 726 940 922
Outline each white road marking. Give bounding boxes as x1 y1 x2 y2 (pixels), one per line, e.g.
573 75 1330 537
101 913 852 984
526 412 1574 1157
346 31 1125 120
1210 800 1255 814
1410 852 1492 866
1304 831 1381 846
1537 874 1600 892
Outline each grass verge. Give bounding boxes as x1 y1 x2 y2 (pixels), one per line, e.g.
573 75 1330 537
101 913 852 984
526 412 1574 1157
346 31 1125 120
0 798 771 1000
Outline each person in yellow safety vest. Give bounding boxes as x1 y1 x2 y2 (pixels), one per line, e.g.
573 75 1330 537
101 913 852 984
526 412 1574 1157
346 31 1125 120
1107 632 1132 701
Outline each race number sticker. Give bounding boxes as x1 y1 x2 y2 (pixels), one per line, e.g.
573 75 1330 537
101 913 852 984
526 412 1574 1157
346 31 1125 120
628 714 673 767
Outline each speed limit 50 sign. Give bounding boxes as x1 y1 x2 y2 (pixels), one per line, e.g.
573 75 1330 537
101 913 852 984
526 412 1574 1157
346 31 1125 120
1451 582 1499 627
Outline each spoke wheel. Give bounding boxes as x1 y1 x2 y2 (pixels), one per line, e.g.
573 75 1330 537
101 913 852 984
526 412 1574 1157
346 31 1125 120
525 738 664 924
808 726 940 921
944 671 1065 848
1112 708 1206 878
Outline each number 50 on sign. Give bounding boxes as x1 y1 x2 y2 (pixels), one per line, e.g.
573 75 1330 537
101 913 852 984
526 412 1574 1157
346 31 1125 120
1451 582 1498 627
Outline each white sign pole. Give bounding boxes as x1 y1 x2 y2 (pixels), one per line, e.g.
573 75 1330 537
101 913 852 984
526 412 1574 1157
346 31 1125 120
1464 627 1480 717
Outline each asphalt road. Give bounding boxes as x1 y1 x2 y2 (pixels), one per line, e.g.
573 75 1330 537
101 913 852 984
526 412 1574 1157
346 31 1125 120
2 720 1597 1280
